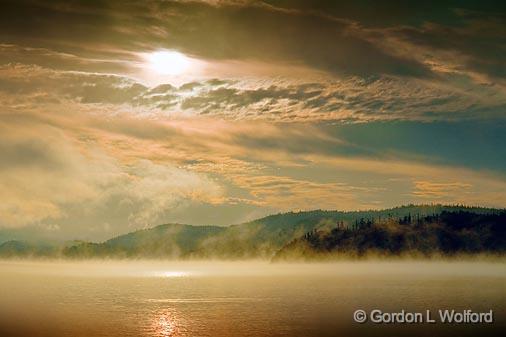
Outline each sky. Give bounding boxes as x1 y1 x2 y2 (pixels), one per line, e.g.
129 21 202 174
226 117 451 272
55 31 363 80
0 0 505 241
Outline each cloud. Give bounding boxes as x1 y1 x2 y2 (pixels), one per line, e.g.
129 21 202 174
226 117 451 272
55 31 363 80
412 181 472 198
0 0 433 78
383 18 506 81
0 64 147 105
0 44 133 74
0 122 118 227
2 0 503 83
1 63 504 122
1 1 504 125
1 99 506 239
226 174 378 211
117 160 224 226
0 114 223 229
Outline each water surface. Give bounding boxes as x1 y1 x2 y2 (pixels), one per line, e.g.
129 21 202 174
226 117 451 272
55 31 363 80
0 260 504 337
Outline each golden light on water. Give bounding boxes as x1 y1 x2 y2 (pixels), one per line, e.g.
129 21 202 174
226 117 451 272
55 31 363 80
160 271 188 278
146 51 191 75
149 309 182 337
157 315 175 337
149 269 190 278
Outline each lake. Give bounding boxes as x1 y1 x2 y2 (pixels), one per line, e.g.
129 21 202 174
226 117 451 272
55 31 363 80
0 260 504 337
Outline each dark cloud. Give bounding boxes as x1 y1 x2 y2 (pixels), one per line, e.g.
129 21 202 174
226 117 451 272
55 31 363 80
160 1 432 77
1 1 503 81
387 18 506 79
0 0 433 77
263 0 506 27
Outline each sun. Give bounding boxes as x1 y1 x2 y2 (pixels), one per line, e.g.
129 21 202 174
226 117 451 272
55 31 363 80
146 50 191 75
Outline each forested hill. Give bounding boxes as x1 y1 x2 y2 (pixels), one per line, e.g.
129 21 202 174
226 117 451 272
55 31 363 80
273 210 506 261
0 205 504 259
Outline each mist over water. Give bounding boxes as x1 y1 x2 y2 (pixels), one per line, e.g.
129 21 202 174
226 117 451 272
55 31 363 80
0 260 505 337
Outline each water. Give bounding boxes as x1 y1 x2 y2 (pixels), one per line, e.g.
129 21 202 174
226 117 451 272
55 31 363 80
0 260 504 337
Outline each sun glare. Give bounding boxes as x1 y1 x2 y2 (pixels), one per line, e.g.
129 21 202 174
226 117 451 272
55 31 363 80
147 50 191 75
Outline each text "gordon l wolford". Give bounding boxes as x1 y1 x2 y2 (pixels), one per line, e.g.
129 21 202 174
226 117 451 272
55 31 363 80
354 309 494 324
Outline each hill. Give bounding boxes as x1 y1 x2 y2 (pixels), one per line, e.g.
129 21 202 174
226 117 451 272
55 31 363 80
60 205 505 259
1 205 504 260
63 224 226 258
0 240 80 258
273 210 506 261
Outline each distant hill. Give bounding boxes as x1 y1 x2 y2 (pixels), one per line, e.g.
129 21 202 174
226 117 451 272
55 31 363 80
0 240 79 258
63 224 226 258
1 205 504 260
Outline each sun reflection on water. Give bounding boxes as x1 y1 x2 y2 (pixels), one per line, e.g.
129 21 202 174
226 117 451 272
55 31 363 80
149 309 182 337
161 271 188 278
157 315 175 336
151 270 189 278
